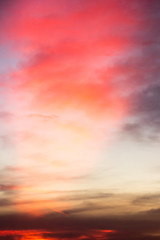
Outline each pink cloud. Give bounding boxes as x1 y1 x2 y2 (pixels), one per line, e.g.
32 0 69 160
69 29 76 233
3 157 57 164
0 0 149 215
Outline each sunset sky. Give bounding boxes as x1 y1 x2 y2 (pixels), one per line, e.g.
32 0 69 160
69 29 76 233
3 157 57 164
0 0 160 239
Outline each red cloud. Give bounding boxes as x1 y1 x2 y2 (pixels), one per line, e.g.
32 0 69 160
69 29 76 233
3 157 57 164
0 0 148 216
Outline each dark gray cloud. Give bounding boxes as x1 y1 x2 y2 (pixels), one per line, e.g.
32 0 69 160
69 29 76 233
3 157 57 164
0 0 12 10
132 193 160 206
0 207 160 239
122 83 160 142
116 0 160 142
0 198 13 207
64 203 114 215
120 25 160 142
57 192 113 202
0 0 17 23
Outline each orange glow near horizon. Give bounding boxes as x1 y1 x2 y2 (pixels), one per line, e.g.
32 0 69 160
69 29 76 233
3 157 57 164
0 229 117 240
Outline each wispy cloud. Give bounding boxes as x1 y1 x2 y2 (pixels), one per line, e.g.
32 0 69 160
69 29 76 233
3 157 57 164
0 0 160 229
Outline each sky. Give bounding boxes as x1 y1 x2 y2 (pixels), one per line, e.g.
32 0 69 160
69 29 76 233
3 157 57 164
0 0 160 239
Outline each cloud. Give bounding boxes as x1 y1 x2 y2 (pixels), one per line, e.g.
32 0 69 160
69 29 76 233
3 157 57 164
0 184 20 192
0 198 13 207
0 0 143 190
26 113 58 121
63 204 114 215
0 188 116 216
117 0 160 142
0 0 14 16
122 83 160 142
0 207 160 239
57 191 113 202
0 0 160 229
132 193 160 206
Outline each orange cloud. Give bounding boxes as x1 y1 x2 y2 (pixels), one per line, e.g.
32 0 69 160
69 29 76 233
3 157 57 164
0 229 117 240
0 230 53 240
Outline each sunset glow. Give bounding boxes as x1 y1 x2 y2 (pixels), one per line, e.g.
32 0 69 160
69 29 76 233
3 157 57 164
0 229 116 240
0 0 160 239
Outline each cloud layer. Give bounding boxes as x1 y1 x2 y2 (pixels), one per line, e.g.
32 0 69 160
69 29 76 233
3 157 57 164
0 1 160 238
